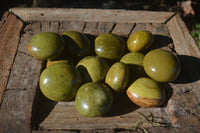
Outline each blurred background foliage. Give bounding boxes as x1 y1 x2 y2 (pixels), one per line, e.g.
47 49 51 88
0 0 200 48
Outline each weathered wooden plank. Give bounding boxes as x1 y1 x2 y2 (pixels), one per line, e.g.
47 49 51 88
79 129 115 133
130 23 146 35
24 21 41 34
164 14 200 130
0 51 43 132
32 130 79 133
38 100 171 130
32 129 115 133
0 12 24 104
10 8 175 23
112 23 135 37
0 11 10 28
18 33 34 55
95 22 115 34
83 22 98 35
146 127 177 133
0 89 33 133
59 21 85 34
6 52 42 90
84 22 115 35
41 21 59 32
167 14 200 57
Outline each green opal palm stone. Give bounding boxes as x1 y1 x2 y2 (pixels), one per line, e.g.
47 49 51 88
40 63 82 102
127 77 165 107
95 33 126 60
143 49 181 82
127 30 154 52
105 62 129 92
75 82 113 117
28 32 65 60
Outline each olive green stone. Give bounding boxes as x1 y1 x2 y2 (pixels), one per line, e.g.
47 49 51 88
143 49 181 82
126 77 165 107
28 32 65 60
95 33 126 60
76 56 109 83
127 30 154 52
120 52 147 82
40 63 82 102
75 82 113 117
46 60 70 67
105 62 129 92
62 31 91 58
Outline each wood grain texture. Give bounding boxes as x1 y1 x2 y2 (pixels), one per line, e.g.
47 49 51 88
167 14 200 57
112 22 135 37
164 14 200 130
0 12 24 104
83 22 115 35
0 51 43 133
59 21 86 34
10 8 175 23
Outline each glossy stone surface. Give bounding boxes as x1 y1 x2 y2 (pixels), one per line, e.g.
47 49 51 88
143 49 181 82
95 33 126 60
40 63 82 102
105 62 129 92
120 52 147 82
28 32 65 60
126 77 165 107
75 82 113 117
46 60 69 67
127 30 154 52
62 31 91 58
76 56 109 83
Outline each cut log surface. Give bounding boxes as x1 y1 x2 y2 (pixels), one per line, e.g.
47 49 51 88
0 8 200 133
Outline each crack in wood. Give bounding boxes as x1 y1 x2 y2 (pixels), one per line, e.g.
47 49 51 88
109 23 117 33
128 23 136 36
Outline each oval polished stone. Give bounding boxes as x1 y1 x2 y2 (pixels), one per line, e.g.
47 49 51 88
95 33 126 60
127 30 154 52
76 56 109 83
126 77 165 107
143 49 181 82
75 82 113 117
28 32 65 60
120 52 147 82
40 63 82 102
62 31 91 58
105 62 129 92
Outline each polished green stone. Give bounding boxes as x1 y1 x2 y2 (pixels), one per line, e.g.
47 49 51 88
40 63 82 102
75 82 113 117
28 32 65 60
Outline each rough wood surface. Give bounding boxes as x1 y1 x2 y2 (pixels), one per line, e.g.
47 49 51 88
165 14 200 130
0 9 200 133
112 22 135 37
0 12 24 104
9 8 175 23
0 51 43 132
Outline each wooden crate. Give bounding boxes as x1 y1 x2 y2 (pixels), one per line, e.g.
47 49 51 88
0 8 200 133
